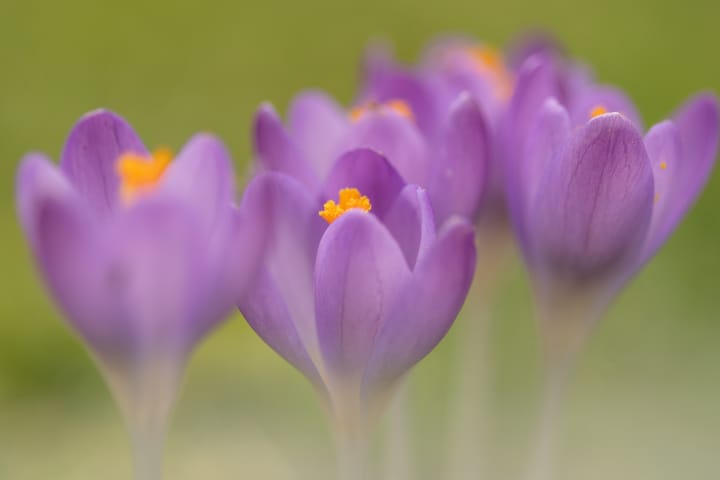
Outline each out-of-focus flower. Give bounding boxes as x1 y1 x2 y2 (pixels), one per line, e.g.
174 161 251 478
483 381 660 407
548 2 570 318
505 82 719 352
237 152 476 431
16 110 266 469
253 84 488 227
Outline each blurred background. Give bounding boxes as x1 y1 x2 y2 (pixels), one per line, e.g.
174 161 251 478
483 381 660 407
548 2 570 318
1 0 719 478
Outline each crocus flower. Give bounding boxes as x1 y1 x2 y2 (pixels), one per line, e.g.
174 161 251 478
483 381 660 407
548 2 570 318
237 151 476 474
253 82 489 227
16 110 266 479
506 58 719 356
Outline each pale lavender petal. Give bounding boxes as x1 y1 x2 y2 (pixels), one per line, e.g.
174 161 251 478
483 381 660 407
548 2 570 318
287 90 349 180
503 54 561 168
340 112 430 186
315 210 411 379
28 185 133 355
237 173 326 383
253 104 319 191
428 94 489 225
160 133 235 229
508 99 570 260
110 198 208 354
16 153 74 245
531 114 654 282
60 109 147 216
641 94 719 261
362 218 476 394
323 148 406 219
383 185 436 269
361 45 442 139
569 85 643 129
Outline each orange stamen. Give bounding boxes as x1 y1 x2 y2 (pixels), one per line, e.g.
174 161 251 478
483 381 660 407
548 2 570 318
319 188 372 223
590 105 608 119
116 148 173 204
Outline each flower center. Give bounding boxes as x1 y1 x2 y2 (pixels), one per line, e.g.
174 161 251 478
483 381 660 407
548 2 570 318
116 148 173 204
465 45 513 100
319 188 372 224
589 105 609 119
349 99 414 123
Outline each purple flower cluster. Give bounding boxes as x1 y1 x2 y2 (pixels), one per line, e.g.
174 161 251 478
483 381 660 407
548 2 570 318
15 34 718 475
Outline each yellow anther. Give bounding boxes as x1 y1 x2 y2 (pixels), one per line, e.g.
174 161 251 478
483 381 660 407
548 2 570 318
319 188 372 224
660 161 668 170
590 105 608 119
348 99 414 123
116 148 173 204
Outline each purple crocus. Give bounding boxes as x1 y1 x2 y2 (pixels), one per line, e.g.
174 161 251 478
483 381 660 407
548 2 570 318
506 56 719 356
237 151 476 475
16 110 266 479
253 82 489 228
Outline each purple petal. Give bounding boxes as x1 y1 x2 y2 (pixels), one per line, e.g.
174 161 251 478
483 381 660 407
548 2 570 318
315 210 411 380
569 85 643 129
360 45 442 140
323 148 406 219
27 183 133 355
383 185 436 269
531 113 654 282
60 109 147 216
287 91 349 180
340 111 430 186
16 153 75 245
428 94 489 225
110 198 210 354
237 173 327 384
642 94 719 260
362 218 476 395
508 99 570 261
253 104 319 191
503 54 561 169
160 133 235 229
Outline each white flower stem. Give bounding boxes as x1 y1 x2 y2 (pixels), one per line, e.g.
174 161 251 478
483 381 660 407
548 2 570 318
335 421 368 480
131 425 166 480
383 380 413 480
446 225 511 480
445 301 493 480
524 352 574 480
524 288 602 480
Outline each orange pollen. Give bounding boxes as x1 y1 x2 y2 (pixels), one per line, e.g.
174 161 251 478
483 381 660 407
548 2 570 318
348 99 414 123
465 45 513 100
319 188 372 224
590 105 609 119
116 147 173 204
660 161 668 170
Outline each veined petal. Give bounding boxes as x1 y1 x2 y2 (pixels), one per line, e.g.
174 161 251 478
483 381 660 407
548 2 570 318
287 91 349 180
363 218 475 396
315 211 411 381
60 109 147 216
383 185 436 269
323 149 406 219
531 113 654 283
253 103 319 191
428 94 489 224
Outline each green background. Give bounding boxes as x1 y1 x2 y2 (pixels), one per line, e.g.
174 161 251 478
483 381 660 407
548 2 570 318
1 0 719 478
